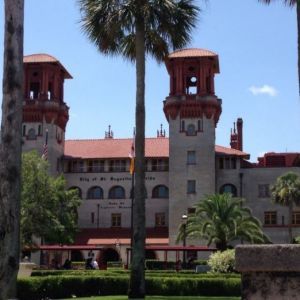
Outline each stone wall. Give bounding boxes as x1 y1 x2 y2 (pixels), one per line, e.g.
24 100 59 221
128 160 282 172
236 245 300 300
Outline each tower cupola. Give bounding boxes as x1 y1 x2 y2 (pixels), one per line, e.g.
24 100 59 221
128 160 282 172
22 54 72 174
164 48 222 126
23 54 71 131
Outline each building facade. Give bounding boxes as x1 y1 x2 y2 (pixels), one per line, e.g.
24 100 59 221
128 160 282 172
22 49 300 264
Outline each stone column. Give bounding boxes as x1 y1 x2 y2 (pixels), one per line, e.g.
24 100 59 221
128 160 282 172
236 245 300 300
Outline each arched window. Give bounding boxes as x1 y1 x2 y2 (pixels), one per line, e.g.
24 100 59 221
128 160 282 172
220 184 237 197
27 128 36 140
186 124 196 136
68 186 82 199
87 186 103 199
109 186 125 199
152 185 169 198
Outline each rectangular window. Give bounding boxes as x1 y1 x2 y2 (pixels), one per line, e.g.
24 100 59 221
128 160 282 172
231 158 236 169
88 160 105 172
111 213 121 227
22 125 26 137
151 159 169 171
188 207 196 215
68 160 84 172
91 212 95 224
264 211 277 225
38 124 42 136
187 151 196 165
109 160 126 172
155 213 166 227
219 158 224 169
292 212 300 225
187 180 196 194
225 158 230 169
258 184 270 198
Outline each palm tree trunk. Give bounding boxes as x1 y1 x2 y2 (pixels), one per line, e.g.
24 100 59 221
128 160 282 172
0 0 24 299
128 14 146 300
297 2 300 96
288 201 293 243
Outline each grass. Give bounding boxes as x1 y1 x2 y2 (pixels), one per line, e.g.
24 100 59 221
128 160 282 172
63 296 240 300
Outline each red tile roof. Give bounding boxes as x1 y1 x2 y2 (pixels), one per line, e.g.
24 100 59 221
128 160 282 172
64 138 249 159
256 152 300 168
23 53 72 79
215 145 249 158
24 53 58 63
75 228 168 245
168 48 217 58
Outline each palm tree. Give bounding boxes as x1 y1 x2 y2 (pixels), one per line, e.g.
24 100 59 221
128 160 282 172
177 194 269 251
271 172 300 243
258 0 299 95
78 1 199 298
0 0 24 299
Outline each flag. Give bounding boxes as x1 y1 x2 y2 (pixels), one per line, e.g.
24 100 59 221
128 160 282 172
42 129 48 160
129 128 135 175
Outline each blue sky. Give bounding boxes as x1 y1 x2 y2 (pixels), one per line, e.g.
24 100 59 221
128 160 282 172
0 0 299 162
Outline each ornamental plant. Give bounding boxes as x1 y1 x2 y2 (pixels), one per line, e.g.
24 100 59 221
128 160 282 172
207 249 235 273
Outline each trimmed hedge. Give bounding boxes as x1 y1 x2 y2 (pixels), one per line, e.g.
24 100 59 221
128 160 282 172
31 269 241 279
145 259 209 270
17 275 241 299
31 270 129 277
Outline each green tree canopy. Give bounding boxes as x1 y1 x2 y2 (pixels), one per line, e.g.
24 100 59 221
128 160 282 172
271 171 300 242
177 193 270 251
21 151 81 248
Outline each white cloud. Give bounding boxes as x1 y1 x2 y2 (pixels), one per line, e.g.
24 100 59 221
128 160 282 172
249 85 278 97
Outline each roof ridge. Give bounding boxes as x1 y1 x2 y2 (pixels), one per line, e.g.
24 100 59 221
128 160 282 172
65 137 168 142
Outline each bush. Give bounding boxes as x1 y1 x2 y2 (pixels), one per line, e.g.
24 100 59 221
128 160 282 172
207 249 235 273
17 274 241 299
107 261 123 268
145 260 176 270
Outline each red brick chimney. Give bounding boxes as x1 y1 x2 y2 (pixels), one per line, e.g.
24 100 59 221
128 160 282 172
237 118 243 151
230 118 243 151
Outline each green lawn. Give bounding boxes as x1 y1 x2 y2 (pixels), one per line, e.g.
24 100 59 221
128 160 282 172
63 296 240 300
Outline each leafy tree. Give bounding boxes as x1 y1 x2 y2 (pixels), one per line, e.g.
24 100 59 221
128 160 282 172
258 0 299 95
21 151 81 247
0 0 24 299
79 0 199 297
271 171 300 242
177 193 269 251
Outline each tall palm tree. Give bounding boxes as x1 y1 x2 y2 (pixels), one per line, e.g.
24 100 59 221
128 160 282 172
177 194 269 251
271 172 300 243
78 1 199 298
0 0 24 299
258 0 299 95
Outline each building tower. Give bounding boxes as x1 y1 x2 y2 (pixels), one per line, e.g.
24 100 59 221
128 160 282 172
163 48 222 244
22 54 72 175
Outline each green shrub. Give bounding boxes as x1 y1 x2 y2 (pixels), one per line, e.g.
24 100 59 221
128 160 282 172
145 259 176 270
107 261 123 268
208 249 235 273
194 259 208 265
18 273 241 299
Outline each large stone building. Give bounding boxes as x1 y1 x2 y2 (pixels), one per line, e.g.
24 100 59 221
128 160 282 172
22 49 300 264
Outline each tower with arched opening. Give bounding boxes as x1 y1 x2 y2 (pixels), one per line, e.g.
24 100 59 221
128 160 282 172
22 54 71 174
163 48 222 244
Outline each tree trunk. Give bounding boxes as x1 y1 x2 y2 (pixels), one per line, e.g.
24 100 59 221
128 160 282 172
0 1 24 299
128 14 146 300
288 201 293 243
297 1 300 96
